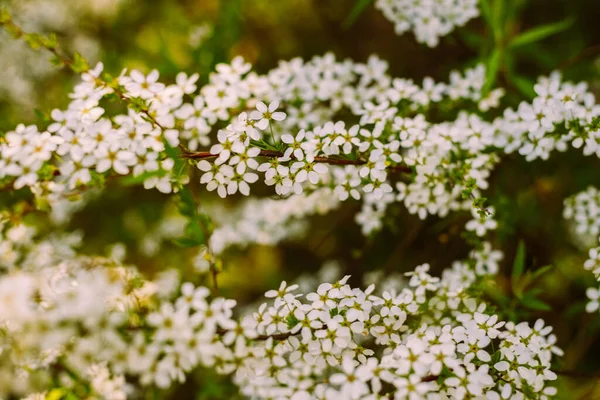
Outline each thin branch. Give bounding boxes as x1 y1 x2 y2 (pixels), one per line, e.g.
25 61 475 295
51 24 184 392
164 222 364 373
182 150 413 173
559 44 600 71
210 264 220 297
216 326 326 341
0 12 165 132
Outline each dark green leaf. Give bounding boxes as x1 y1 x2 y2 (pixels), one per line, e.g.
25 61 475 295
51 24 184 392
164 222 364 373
511 240 526 288
509 17 575 49
343 0 373 29
479 0 493 29
521 295 552 311
483 48 502 93
530 264 554 280
185 220 206 244
178 187 197 218
510 74 536 99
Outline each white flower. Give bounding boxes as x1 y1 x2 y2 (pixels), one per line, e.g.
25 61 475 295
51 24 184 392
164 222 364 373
250 101 286 130
94 144 135 175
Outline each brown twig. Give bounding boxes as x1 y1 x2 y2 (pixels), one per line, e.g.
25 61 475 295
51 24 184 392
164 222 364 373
182 150 413 173
210 264 220 297
559 44 600 71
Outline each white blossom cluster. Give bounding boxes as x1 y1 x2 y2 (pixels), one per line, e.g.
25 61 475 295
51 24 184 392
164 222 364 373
192 63 600 238
374 0 480 47
0 219 82 270
86 363 127 400
564 186 600 238
228 253 561 400
5 51 600 244
0 54 505 237
0 223 180 398
207 187 341 254
564 187 600 313
495 72 600 162
0 218 561 399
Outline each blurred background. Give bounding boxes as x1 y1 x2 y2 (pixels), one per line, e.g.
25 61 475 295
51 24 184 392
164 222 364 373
2 0 600 398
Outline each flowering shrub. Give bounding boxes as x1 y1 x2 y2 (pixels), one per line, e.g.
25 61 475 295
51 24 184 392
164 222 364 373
1 1 600 399
375 0 480 47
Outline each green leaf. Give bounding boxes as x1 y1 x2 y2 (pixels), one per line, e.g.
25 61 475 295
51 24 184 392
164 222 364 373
49 55 66 68
530 264 553 280
4 22 22 38
24 33 43 50
185 219 206 244
509 17 575 49
510 74 536 99
343 0 373 29
511 240 526 290
0 8 10 24
121 170 165 186
36 163 56 181
491 0 505 42
178 187 197 218
286 314 300 329
457 30 485 51
71 52 90 73
43 32 58 49
521 295 552 311
479 0 493 29
250 139 278 151
34 108 50 123
483 48 502 93
47 388 68 400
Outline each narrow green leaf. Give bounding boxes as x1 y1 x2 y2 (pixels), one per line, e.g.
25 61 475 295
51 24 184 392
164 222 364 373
121 170 165 186
457 30 485 51
343 0 373 29
250 139 278 151
483 48 502 93
511 240 526 285
178 187 197 218
34 108 49 123
530 264 554 280
521 295 552 311
479 0 493 29
510 74 536 99
491 0 505 42
509 17 575 49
